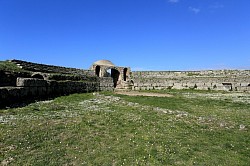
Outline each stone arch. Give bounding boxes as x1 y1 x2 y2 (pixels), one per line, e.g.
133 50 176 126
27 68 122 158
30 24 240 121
90 60 132 90
123 68 128 81
95 66 101 77
31 73 45 80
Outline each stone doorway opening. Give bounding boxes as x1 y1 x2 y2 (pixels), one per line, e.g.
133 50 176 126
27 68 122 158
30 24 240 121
95 66 100 77
111 68 120 88
123 68 127 81
31 73 45 80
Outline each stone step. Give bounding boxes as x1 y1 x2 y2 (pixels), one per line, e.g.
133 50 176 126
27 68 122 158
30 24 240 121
114 88 132 92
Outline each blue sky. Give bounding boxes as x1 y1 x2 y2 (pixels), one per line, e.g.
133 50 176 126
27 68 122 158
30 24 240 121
0 0 249 71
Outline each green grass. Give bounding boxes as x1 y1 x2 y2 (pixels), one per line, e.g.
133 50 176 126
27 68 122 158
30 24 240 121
1 90 249 165
0 61 28 72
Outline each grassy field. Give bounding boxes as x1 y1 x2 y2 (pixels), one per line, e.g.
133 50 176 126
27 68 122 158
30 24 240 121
0 90 249 165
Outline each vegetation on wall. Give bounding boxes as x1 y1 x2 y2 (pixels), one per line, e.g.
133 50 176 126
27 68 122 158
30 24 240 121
0 61 29 72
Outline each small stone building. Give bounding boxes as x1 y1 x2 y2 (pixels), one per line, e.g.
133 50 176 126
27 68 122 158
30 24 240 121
90 60 133 90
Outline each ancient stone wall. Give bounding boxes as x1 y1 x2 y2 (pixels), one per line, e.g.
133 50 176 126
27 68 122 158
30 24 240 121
1 59 249 107
99 77 114 91
132 70 250 92
0 60 114 108
10 59 95 76
0 78 99 108
0 70 31 87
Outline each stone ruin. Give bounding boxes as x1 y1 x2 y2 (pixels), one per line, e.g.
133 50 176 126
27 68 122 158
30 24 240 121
0 60 95 108
0 59 249 108
90 60 133 90
132 70 250 92
0 59 133 108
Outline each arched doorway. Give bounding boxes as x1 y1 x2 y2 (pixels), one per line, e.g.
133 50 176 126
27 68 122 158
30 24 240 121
32 74 44 80
123 68 127 81
111 68 120 88
95 66 100 77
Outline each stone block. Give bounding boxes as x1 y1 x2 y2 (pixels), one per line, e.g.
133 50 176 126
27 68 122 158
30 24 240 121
47 80 58 87
0 88 9 101
17 77 48 87
37 87 47 96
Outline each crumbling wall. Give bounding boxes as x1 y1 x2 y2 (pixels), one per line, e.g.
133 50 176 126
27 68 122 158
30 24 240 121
132 70 250 92
1 59 249 108
0 77 99 108
90 60 132 90
99 77 114 91
10 59 95 76
0 60 114 108
0 70 31 87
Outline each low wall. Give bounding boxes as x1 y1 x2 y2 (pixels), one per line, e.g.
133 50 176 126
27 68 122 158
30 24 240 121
99 77 114 91
0 77 99 108
0 60 117 108
1 60 249 108
132 71 250 92
0 70 31 87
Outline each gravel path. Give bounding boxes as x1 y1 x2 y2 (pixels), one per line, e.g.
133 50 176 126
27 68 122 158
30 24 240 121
115 91 173 97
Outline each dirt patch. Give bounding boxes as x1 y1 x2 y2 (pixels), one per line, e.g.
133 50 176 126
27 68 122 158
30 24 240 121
115 91 172 97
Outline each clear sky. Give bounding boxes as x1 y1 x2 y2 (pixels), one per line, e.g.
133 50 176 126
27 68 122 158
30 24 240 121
0 0 249 71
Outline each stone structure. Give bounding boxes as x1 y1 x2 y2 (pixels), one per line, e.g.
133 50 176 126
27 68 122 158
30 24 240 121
132 70 250 92
0 60 104 108
0 59 249 108
10 59 94 76
90 60 133 90
0 78 98 107
0 59 134 108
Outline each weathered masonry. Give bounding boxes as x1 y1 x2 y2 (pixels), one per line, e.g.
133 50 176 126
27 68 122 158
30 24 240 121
90 60 133 91
0 60 115 108
0 59 249 108
0 59 134 108
132 70 250 92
